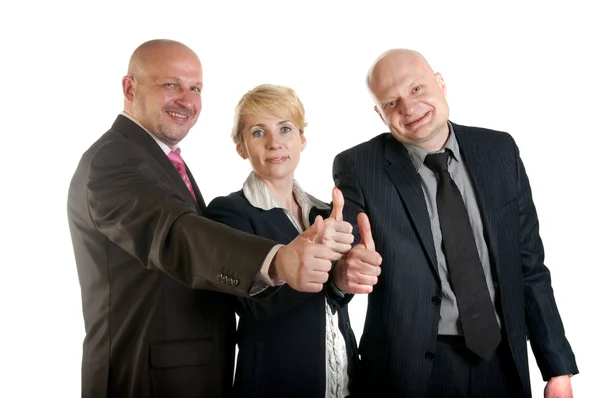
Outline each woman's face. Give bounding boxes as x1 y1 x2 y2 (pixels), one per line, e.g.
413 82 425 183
237 113 306 184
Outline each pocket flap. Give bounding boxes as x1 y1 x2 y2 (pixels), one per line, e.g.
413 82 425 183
150 339 213 369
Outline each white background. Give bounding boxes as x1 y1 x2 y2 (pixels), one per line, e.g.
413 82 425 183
1 0 597 396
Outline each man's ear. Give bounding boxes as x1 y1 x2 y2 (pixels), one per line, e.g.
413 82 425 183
236 142 248 159
374 105 386 124
435 72 447 96
122 76 135 104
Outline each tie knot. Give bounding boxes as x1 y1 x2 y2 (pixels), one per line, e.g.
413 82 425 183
168 149 185 169
424 151 450 174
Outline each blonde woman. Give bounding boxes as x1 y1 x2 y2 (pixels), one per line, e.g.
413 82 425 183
205 85 359 398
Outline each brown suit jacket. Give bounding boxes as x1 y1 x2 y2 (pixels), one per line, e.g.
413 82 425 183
67 115 278 398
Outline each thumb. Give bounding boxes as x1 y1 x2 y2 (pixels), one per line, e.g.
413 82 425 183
358 213 375 251
330 187 344 221
304 215 324 243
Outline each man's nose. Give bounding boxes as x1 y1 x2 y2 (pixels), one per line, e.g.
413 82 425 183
175 89 198 111
398 97 417 116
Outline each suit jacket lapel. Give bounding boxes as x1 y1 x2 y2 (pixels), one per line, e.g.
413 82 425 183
113 115 202 212
383 135 438 277
453 123 501 277
186 168 206 210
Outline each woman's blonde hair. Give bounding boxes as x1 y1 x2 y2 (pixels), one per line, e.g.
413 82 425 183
232 84 307 145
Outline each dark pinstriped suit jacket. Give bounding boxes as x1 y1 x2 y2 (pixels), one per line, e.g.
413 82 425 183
333 122 578 398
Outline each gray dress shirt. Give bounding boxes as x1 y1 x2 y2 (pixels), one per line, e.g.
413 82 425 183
403 125 501 335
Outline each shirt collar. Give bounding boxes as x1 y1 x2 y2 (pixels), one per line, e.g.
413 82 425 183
242 171 329 231
120 111 179 156
403 122 462 172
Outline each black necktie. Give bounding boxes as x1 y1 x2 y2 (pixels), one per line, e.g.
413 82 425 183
424 150 501 361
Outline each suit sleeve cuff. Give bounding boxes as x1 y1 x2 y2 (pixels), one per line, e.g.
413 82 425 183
249 244 286 296
329 278 347 298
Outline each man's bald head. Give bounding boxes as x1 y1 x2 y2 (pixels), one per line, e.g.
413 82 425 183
366 49 434 93
365 48 450 152
127 39 200 81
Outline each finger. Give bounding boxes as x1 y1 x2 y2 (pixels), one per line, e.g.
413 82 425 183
330 220 353 234
345 283 374 295
304 254 334 272
303 215 324 242
351 262 382 277
304 269 331 285
330 187 344 221
345 254 382 277
296 282 325 293
349 247 382 267
325 242 352 255
330 231 355 245
358 212 376 251
347 273 379 286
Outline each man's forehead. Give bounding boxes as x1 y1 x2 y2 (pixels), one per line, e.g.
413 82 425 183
142 59 202 78
373 68 420 92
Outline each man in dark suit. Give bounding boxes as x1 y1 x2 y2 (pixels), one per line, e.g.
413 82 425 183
67 39 340 398
333 49 578 397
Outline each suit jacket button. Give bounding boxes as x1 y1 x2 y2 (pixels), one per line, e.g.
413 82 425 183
425 351 435 360
232 279 239 287
431 296 442 305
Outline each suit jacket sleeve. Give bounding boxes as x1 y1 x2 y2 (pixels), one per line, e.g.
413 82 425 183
514 143 579 379
205 195 317 320
85 140 277 297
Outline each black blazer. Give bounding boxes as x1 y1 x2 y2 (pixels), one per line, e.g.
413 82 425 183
333 122 578 398
67 115 280 398
205 190 359 398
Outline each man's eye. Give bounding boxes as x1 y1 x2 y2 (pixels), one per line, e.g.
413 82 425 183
385 100 397 110
413 86 422 93
191 87 202 93
164 83 177 89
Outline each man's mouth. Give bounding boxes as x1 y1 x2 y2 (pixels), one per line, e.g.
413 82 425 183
166 111 189 119
405 111 430 127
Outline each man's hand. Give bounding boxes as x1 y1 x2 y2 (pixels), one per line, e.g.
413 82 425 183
544 375 573 398
317 187 354 260
271 216 339 293
333 212 382 294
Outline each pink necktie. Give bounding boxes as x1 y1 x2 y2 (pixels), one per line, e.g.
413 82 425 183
168 148 196 200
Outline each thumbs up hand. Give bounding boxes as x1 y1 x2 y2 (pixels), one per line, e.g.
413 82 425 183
316 187 354 261
333 212 382 294
272 215 341 293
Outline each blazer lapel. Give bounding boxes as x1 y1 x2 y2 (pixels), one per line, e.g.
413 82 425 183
113 115 201 212
383 135 438 277
262 209 301 244
453 123 501 278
